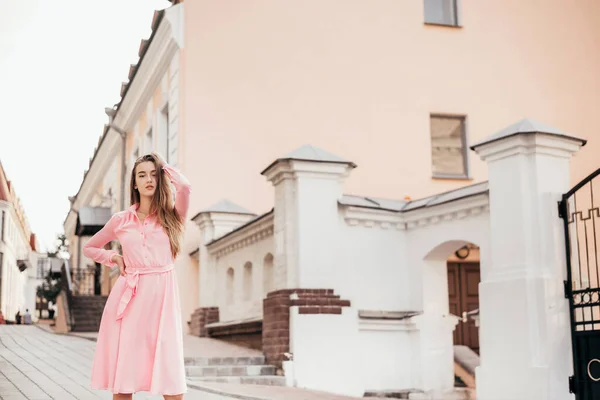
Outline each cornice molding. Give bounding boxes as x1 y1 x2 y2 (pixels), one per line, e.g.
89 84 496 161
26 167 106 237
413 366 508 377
342 194 489 231
208 213 274 259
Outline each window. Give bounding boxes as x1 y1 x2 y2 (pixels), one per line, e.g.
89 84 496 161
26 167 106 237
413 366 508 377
263 253 274 295
430 114 468 178
226 267 235 305
424 0 460 27
243 262 253 301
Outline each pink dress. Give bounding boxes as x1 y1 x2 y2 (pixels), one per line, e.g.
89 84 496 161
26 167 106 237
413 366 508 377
83 163 191 395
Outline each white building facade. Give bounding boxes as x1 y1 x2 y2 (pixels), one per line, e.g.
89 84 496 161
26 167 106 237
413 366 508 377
0 200 36 321
190 119 584 400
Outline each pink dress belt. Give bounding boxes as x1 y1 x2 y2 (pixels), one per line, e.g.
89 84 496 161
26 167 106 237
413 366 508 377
116 264 174 321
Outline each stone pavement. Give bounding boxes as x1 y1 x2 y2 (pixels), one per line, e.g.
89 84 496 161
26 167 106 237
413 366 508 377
0 325 365 400
0 325 212 399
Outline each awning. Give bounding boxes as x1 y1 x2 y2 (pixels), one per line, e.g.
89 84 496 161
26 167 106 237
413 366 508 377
76 207 112 236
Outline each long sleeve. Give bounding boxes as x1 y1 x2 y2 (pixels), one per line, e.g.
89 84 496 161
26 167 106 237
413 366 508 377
162 163 191 221
82 213 121 269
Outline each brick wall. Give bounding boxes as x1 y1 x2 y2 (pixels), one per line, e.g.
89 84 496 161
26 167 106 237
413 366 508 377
207 319 262 350
262 289 351 368
189 307 219 337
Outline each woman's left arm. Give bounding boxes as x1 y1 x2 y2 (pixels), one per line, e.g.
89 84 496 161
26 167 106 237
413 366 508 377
154 153 191 220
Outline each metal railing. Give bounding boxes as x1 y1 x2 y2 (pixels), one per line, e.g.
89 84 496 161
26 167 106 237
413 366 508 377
60 259 74 330
71 266 102 296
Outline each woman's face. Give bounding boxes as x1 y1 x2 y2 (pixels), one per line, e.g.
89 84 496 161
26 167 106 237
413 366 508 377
134 161 157 198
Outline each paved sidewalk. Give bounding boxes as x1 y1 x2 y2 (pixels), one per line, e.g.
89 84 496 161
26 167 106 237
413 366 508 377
0 325 365 400
37 323 263 358
0 325 210 399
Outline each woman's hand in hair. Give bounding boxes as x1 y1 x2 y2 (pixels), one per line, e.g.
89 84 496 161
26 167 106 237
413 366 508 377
151 151 167 167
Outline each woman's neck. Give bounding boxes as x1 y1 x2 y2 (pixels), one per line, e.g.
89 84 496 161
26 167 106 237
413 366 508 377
138 197 152 215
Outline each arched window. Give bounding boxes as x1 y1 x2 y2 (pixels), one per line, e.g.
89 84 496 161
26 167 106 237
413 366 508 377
243 262 253 301
263 253 274 295
226 267 235 305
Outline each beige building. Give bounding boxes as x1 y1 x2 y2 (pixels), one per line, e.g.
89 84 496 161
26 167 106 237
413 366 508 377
0 160 39 321
63 0 600 346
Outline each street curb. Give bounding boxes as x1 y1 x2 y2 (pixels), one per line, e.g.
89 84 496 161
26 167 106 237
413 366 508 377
186 381 272 400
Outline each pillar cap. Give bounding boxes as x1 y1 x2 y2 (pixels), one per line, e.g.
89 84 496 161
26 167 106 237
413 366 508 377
191 199 255 222
470 118 586 151
261 145 356 176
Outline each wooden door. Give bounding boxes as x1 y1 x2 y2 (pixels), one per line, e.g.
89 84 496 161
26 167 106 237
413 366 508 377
447 262 480 353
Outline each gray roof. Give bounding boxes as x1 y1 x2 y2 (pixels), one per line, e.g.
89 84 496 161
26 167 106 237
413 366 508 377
284 145 350 164
261 145 357 175
340 181 489 213
77 206 112 226
471 118 587 150
200 199 254 215
339 195 407 212
191 200 255 221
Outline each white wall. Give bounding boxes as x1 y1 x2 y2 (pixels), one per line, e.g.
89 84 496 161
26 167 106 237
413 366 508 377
0 204 33 320
337 213 410 311
213 235 275 321
289 306 364 396
358 321 418 392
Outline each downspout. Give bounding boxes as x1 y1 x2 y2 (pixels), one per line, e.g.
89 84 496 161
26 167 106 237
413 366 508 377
120 132 126 210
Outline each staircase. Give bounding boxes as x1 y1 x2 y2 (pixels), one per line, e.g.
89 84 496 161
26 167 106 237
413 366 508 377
185 355 285 386
70 296 107 332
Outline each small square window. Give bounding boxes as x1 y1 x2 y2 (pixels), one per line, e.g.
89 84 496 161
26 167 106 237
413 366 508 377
424 0 460 27
430 115 468 178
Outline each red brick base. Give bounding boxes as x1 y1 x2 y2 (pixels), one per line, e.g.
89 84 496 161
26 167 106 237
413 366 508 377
207 319 263 350
189 307 219 337
262 289 351 368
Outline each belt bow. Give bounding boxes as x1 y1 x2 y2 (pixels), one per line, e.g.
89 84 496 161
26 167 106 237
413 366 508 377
115 264 174 321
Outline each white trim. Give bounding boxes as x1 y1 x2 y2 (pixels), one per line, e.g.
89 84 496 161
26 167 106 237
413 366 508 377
341 193 489 231
208 214 275 259
473 133 583 163
111 4 184 134
358 318 418 332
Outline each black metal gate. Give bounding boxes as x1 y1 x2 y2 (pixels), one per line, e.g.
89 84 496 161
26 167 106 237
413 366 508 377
560 168 600 398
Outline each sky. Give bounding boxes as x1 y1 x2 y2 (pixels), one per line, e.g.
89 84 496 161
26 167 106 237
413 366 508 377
0 0 171 252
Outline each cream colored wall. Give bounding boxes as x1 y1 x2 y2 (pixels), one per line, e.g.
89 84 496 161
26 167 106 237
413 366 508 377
181 0 600 216
121 62 200 329
212 235 275 322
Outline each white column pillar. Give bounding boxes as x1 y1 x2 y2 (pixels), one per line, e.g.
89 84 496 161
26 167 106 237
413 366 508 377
192 200 255 307
193 214 215 307
262 145 355 289
472 119 585 400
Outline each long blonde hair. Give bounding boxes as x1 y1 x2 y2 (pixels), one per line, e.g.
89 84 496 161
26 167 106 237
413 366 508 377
130 154 183 258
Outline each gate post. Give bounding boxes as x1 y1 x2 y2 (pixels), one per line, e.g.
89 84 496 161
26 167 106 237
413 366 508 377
472 119 585 400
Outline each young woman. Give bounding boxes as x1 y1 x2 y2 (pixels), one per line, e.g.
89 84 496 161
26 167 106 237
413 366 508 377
83 152 191 399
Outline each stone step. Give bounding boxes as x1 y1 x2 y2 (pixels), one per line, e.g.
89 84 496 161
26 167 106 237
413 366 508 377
72 326 99 332
184 356 266 366
188 375 285 386
186 364 275 378
72 311 104 317
72 316 102 323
